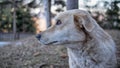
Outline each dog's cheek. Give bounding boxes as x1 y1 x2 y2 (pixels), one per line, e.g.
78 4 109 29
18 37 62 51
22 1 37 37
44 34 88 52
66 26 85 41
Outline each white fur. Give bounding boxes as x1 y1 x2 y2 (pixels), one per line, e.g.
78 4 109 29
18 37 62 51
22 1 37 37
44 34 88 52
37 9 117 68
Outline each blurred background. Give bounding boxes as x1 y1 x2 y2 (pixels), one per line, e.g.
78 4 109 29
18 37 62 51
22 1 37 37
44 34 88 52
0 0 120 42
0 0 120 68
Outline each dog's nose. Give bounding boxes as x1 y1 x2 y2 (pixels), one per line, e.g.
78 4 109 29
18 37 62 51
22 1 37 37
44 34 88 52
36 34 41 40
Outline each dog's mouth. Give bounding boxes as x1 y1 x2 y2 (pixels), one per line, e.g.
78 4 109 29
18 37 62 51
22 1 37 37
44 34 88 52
41 40 82 45
44 41 59 45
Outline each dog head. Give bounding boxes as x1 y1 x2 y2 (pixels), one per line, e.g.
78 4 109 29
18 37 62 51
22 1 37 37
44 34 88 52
36 9 95 47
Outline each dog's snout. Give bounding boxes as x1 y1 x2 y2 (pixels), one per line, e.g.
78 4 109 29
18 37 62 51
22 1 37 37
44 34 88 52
36 34 41 40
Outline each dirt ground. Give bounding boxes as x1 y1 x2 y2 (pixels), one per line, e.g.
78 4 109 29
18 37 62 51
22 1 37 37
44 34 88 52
0 30 120 68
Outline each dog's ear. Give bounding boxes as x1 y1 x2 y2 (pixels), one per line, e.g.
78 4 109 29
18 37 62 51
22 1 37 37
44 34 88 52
74 14 95 32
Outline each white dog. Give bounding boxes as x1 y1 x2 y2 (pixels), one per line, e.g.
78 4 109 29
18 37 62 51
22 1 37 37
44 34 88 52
36 9 117 68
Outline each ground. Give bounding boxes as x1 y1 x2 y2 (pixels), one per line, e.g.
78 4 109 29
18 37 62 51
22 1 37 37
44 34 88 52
0 30 120 68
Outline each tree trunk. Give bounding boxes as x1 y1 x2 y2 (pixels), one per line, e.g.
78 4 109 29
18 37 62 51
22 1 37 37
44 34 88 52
13 0 17 40
43 0 51 28
66 0 78 10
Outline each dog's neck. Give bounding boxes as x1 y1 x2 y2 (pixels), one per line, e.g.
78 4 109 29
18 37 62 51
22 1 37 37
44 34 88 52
67 47 88 68
67 41 96 68
66 28 114 68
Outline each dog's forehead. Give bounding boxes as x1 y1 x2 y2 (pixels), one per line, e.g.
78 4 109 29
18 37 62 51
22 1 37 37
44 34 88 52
55 9 88 20
55 12 71 20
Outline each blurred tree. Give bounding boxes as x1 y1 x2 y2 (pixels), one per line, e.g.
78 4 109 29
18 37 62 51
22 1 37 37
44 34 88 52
53 0 66 12
106 0 120 29
13 0 17 39
23 0 51 28
66 0 78 10
16 7 34 32
0 0 13 32
0 0 35 33
43 0 51 27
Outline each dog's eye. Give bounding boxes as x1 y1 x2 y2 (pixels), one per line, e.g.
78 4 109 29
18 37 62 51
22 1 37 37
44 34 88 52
56 20 62 25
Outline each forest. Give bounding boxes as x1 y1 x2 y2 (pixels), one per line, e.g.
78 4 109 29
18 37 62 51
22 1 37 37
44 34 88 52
0 0 120 33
